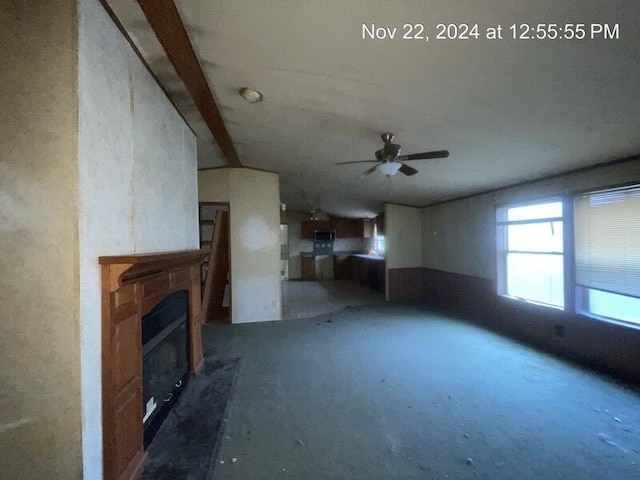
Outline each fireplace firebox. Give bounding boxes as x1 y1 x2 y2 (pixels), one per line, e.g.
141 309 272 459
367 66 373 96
142 290 190 447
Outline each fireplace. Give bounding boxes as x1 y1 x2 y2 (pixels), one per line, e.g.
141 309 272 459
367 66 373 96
100 250 206 480
142 290 190 447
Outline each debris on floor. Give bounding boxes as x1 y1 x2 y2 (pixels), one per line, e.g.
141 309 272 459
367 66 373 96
231 457 238 463
466 458 473 465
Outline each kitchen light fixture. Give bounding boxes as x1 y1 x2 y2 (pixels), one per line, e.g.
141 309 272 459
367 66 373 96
239 87 263 103
376 162 402 176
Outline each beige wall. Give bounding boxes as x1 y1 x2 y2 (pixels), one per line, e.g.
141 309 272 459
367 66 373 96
421 195 495 279
385 204 423 269
421 160 640 279
77 0 199 476
0 2 83 479
198 168 230 202
199 168 282 323
384 204 423 300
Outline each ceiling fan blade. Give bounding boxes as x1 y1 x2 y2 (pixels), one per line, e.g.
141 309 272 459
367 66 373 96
359 165 378 177
400 150 450 161
399 163 418 176
335 160 378 165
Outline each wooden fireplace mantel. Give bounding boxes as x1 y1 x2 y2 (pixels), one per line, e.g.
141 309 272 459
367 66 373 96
100 249 208 480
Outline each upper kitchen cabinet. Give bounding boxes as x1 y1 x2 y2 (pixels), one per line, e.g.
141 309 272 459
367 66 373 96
301 218 374 239
355 219 374 239
301 220 332 239
333 218 357 238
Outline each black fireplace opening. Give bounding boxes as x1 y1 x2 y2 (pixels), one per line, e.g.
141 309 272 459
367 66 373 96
142 290 190 447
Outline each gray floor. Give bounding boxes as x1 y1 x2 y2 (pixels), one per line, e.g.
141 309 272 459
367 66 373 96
281 279 384 320
204 283 640 479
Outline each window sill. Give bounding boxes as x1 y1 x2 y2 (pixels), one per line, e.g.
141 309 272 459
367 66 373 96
499 294 564 311
576 310 640 331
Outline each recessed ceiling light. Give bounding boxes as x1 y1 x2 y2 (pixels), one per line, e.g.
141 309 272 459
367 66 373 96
239 87 263 103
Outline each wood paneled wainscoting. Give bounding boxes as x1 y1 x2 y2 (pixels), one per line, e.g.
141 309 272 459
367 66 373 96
387 266 640 386
99 250 207 480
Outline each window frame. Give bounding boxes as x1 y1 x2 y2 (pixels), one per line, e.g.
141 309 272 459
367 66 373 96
572 184 640 328
496 198 566 309
373 223 385 254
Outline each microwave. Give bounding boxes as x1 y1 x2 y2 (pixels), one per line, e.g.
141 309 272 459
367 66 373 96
314 230 335 242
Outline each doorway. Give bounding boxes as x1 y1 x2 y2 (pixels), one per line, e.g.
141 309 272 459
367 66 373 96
199 202 230 324
280 224 289 280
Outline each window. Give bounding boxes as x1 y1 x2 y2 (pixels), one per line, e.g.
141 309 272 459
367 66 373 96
373 224 385 253
497 201 564 308
574 186 640 325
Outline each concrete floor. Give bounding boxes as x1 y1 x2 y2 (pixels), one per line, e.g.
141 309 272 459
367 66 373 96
204 287 640 480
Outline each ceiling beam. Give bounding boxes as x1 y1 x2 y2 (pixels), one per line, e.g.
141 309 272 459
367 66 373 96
137 0 241 167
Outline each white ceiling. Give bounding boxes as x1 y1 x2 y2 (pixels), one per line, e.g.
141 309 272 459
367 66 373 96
113 0 640 218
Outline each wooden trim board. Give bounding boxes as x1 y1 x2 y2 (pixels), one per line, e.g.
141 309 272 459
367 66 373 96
137 0 241 167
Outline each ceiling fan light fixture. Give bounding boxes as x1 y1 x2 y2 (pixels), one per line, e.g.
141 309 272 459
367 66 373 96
376 162 402 176
239 87 263 103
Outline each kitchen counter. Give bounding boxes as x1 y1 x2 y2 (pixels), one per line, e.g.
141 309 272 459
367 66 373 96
299 252 385 290
300 251 384 259
351 253 385 261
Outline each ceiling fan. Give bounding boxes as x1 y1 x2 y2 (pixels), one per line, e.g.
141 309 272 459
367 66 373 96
336 133 449 177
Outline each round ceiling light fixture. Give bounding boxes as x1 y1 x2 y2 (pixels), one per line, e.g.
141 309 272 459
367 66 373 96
239 87 263 103
376 161 402 176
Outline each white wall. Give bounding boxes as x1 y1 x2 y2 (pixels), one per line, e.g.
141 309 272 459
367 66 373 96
199 168 282 323
421 160 640 280
384 204 423 300
78 0 198 477
385 204 423 269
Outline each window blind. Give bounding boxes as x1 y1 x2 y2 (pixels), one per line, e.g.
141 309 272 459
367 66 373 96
574 186 640 299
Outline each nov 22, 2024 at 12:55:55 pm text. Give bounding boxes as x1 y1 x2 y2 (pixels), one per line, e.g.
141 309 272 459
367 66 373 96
361 23 620 42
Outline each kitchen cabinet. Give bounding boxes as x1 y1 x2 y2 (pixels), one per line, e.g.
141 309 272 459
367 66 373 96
329 218 374 239
301 255 334 280
301 220 332 239
301 256 316 280
333 254 353 279
351 219 373 239
351 255 385 292
333 218 356 238
300 218 375 240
